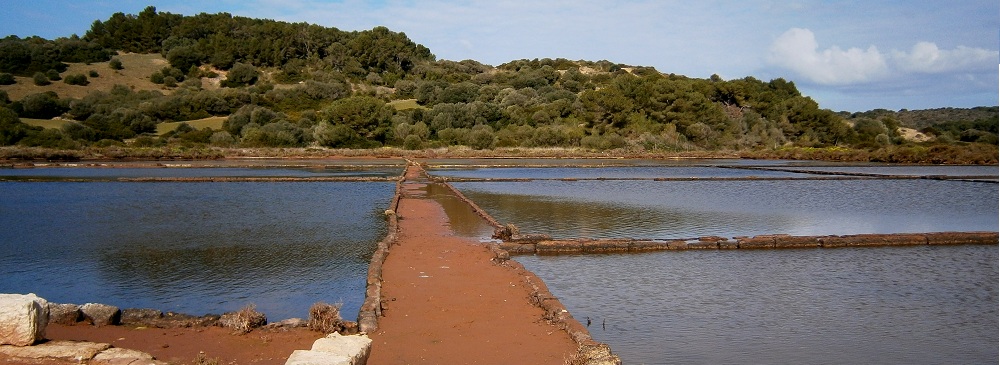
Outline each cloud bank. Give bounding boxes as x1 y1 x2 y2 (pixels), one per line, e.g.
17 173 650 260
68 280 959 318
768 28 998 86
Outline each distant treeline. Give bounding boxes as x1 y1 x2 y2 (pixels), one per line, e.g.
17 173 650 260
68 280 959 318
0 6 996 164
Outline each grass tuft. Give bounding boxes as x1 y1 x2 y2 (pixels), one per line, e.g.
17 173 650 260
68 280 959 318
308 302 347 334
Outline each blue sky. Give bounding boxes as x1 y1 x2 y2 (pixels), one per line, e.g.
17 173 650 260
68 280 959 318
1 0 997 112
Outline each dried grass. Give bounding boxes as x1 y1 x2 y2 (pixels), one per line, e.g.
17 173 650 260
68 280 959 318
220 303 267 334
308 302 346 334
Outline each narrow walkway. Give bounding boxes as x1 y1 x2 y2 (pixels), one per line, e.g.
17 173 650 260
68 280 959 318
366 165 578 364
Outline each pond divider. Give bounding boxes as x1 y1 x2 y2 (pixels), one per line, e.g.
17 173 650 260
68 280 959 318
719 165 999 182
494 232 998 255
357 174 404 333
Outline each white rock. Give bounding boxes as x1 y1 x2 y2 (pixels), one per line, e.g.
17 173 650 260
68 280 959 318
284 349 352 365
0 340 108 360
0 293 49 346
92 347 168 365
310 333 372 364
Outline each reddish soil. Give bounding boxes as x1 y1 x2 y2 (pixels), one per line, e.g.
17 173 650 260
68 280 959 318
366 169 578 364
2 324 320 364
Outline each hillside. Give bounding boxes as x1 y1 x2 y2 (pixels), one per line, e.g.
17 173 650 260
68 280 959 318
0 6 996 164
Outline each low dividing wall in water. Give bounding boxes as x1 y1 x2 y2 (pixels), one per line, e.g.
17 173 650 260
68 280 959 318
357 175 403 332
498 232 999 255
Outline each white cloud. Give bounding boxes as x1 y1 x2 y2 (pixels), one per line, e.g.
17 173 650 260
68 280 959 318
893 42 997 73
768 28 887 85
769 27 999 87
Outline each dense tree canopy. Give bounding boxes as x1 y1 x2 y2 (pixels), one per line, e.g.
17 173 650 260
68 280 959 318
0 7 995 164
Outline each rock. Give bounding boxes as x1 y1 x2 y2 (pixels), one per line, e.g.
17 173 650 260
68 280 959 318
91 347 168 365
120 308 163 325
264 317 308 330
284 333 372 365
285 350 352 365
0 340 109 360
48 303 81 325
81 303 121 327
0 293 49 346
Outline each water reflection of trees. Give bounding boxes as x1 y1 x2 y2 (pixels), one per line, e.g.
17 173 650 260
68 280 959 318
425 183 496 238
457 189 797 239
97 241 372 291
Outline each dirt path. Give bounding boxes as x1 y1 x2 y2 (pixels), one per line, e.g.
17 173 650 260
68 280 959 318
366 166 578 364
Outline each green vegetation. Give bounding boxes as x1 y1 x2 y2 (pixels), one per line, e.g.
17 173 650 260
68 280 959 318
0 6 995 164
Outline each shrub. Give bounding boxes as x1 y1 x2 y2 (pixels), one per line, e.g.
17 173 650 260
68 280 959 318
33 72 50 86
88 70 99 77
209 131 236 146
64 74 89 86
109 58 123 70
0 73 14 85
45 69 61 81
219 304 267 334
162 76 177 87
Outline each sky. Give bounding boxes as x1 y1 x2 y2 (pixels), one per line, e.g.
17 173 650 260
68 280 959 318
1 0 997 112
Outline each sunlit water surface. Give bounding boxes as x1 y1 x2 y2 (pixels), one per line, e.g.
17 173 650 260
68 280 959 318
450 178 997 238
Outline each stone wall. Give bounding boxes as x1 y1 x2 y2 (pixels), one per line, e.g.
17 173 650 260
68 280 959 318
497 232 998 255
357 174 403 333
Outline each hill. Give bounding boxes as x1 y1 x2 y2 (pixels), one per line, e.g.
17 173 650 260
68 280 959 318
0 6 996 164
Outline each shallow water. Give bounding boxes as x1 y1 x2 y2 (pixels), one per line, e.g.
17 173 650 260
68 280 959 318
0 166 404 179
452 178 998 238
0 181 394 320
517 245 999 365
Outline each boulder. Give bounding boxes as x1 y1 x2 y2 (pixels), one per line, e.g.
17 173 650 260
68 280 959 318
0 340 108 360
309 333 372 364
47 303 81 325
285 350 352 365
0 293 48 346
80 303 121 327
120 308 163 325
91 347 167 365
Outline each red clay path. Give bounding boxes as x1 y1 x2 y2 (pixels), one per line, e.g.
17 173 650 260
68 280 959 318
366 165 578 364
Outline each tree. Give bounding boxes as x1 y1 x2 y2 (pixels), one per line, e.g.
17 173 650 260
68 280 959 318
166 45 203 71
222 62 259 87
321 96 393 141
0 107 39 145
19 92 66 118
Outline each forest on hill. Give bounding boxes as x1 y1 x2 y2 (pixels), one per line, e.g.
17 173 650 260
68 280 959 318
0 6 996 163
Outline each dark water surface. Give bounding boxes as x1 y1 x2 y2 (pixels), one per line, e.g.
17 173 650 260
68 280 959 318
0 166 404 179
0 181 394 320
517 245 999 365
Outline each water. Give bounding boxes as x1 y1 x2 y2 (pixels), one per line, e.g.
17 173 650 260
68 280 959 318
451 178 998 238
0 181 394 321
517 245 999 365
0 166 404 179
436 163 999 364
